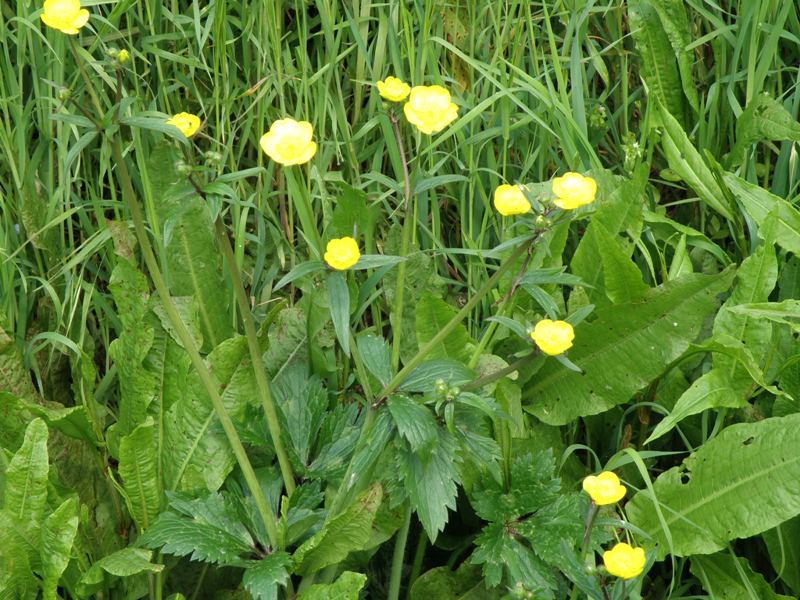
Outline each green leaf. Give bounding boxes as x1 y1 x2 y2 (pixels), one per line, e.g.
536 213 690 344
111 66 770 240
691 553 794 599
326 271 351 357
730 94 800 165
628 414 800 558
241 552 292 600
293 484 382 576
628 0 687 123
357 333 392 387
261 306 309 376
655 102 735 221
409 563 503 600
0 312 39 405
328 184 379 240
274 261 325 290
39 498 79 600
148 144 231 351
108 257 156 435
594 220 648 304
523 269 735 425
164 336 251 492
387 395 438 454
119 418 161 531
138 492 255 566
724 172 800 254
398 429 461 540
3 419 49 536
399 359 475 394
295 571 367 600
272 366 328 467
726 301 800 330
351 254 404 270
415 293 474 363
80 548 163 590
763 516 800 594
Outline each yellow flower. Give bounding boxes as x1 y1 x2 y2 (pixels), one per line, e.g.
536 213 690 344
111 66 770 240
260 118 317 166
324 237 360 270
493 184 531 216
377 76 411 102
530 319 574 356
40 0 90 35
116 49 131 64
403 85 459 134
582 471 626 505
166 112 201 138
552 172 597 209
603 543 646 580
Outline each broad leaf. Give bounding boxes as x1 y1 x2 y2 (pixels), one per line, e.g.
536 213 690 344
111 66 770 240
398 429 461 540
691 553 794 600
296 571 367 600
241 552 292 600
656 102 735 221
119 418 161 531
3 419 49 536
523 270 735 425
730 94 800 165
763 516 800 593
326 271 351 357
628 414 800 558
415 293 474 363
293 484 382 575
39 498 79 600
138 492 255 566
724 172 800 254
79 548 163 593
387 395 438 454
357 333 392 387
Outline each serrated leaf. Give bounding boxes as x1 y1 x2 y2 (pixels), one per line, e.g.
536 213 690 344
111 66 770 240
399 359 475 394
357 333 392 387
293 484 382 575
262 306 309 376
119 418 161 531
398 430 461 540
691 553 794 599
241 552 292 600
415 293 474 363
326 271 351 357
272 366 328 468
39 498 79 600
138 493 255 566
628 414 800 559
296 571 367 600
387 395 438 454
409 563 503 600
523 269 735 425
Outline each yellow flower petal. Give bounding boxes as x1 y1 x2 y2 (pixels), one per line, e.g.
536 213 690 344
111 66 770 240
260 118 317 166
324 237 361 271
377 76 411 102
530 319 574 356
493 184 531 216
166 112 201 138
552 172 597 209
582 471 626 505
603 543 646 579
403 85 459 134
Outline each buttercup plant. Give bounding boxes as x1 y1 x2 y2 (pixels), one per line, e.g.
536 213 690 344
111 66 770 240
40 0 89 34
165 112 201 138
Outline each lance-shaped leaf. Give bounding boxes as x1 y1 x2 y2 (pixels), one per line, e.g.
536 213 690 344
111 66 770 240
523 269 735 425
3 419 49 537
119 418 161 531
39 497 79 600
627 414 800 559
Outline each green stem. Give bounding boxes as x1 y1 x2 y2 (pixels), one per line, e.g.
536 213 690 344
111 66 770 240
389 110 413 371
569 502 599 600
379 237 535 401
212 218 296 496
388 505 412 600
284 166 322 259
110 138 280 548
407 528 427 598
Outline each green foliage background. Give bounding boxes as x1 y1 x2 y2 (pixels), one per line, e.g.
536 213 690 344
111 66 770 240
2 0 800 598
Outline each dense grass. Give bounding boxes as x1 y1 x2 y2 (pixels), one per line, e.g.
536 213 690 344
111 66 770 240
2 0 800 598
